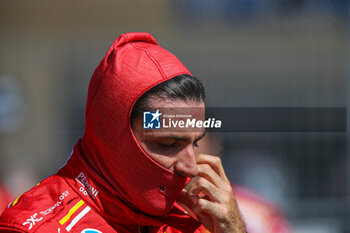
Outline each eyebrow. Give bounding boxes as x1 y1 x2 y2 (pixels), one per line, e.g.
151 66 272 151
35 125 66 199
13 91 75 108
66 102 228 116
196 131 206 142
153 131 206 142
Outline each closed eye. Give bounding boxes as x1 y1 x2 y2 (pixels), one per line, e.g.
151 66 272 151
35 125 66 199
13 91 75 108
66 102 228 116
158 142 176 147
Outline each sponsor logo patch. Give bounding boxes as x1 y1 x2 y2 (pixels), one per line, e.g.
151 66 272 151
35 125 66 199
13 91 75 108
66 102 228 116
76 172 99 198
22 213 43 230
40 191 69 216
81 229 102 233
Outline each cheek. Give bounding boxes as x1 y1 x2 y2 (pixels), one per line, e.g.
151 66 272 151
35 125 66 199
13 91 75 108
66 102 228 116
147 152 176 172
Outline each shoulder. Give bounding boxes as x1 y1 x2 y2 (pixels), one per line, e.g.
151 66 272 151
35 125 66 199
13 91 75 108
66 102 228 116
0 175 117 233
0 174 79 233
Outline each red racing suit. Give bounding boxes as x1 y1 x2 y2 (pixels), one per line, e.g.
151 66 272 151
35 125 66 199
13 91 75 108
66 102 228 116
0 32 205 232
0 142 203 233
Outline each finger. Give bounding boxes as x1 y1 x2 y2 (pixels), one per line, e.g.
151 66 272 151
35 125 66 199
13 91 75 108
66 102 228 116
197 164 228 190
196 154 228 180
177 189 198 209
187 177 222 202
192 198 223 220
191 205 214 232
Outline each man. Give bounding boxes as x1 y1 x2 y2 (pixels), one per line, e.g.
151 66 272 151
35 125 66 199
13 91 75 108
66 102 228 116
0 32 246 233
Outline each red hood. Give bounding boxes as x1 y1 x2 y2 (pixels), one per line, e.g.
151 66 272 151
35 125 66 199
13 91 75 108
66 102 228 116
79 32 192 216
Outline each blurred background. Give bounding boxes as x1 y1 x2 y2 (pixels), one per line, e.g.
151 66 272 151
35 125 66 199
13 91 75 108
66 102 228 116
0 0 349 232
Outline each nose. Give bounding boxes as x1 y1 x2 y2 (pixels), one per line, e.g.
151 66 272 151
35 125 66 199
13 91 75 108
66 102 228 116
173 146 198 178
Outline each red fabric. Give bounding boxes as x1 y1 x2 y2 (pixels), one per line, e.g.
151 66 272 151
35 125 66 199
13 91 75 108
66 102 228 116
0 172 202 232
82 32 192 216
0 32 202 232
58 141 201 231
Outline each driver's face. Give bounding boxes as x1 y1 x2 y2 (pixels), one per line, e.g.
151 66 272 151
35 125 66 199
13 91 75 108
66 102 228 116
132 98 205 178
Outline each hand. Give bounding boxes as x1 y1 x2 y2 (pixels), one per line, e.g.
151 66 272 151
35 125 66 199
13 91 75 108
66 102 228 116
177 154 247 233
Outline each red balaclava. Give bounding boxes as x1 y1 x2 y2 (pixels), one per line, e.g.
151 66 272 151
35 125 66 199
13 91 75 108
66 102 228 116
58 33 201 231
82 32 191 215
